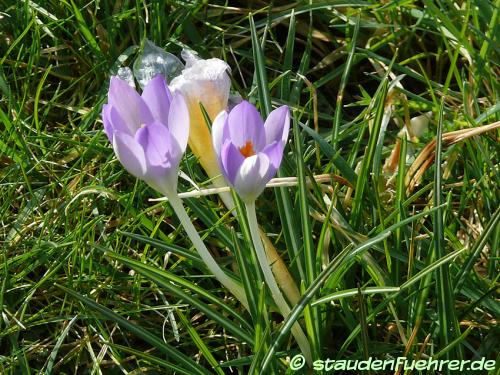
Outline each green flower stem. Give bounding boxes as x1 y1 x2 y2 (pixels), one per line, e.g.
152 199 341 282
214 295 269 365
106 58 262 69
167 193 249 311
245 202 312 364
219 192 302 306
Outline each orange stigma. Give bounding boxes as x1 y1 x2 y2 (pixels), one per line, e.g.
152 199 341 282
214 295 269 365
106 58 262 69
239 141 256 158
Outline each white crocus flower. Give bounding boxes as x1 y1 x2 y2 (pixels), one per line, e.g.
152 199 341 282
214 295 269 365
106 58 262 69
170 50 231 192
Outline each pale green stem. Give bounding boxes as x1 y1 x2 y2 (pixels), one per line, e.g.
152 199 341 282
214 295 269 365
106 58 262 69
245 202 312 364
167 193 249 310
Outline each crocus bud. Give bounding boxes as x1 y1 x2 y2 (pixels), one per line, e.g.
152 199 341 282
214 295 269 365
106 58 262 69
102 75 189 196
169 50 231 186
212 100 290 203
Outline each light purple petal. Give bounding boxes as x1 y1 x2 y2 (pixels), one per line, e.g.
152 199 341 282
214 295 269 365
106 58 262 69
135 122 182 196
112 131 147 178
141 75 172 123
108 76 154 133
220 140 245 185
233 153 271 202
103 104 133 143
261 141 284 170
102 104 114 142
212 110 228 155
264 105 290 145
167 92 190 152
135 121 180 168
226 101 265 152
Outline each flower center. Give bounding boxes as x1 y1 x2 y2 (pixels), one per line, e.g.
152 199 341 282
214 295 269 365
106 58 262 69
239 141 256 158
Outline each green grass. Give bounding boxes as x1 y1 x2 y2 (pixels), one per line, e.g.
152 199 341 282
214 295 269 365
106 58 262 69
1 0 499 374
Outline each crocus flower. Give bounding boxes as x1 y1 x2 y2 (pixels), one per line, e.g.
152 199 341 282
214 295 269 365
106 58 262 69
102 75 189 196
212 100 290 203
170 51 301 306
169 50 231 187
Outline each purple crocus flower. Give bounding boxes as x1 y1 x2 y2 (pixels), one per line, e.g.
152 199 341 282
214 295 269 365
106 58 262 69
212 100 290 203
102 75 189 195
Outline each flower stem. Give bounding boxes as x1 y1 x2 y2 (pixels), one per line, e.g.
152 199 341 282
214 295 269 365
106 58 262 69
245 202 312 364
167 193 249 310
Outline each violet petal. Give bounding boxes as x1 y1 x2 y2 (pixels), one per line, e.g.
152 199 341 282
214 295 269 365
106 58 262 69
113 131 147 178
264 105 290 145
167 92 190 153
135 121 175 167
226 101 265 151
109 76 154 133
103 104 137 145
102 104 114 143
261 141 284 170
141 75 172 123
220 140 245 185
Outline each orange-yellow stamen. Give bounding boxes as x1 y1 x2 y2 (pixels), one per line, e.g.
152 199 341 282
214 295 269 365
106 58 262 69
239 141 256 158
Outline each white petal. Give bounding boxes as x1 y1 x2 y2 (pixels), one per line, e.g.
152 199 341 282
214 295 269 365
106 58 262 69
212 111 228 155
169 57 231 120
233 154 271 203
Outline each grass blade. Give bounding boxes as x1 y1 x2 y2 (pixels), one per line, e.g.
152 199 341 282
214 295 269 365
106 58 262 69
433 99 461 363
56 284 212 375
102 248 254 343
260 203 445 372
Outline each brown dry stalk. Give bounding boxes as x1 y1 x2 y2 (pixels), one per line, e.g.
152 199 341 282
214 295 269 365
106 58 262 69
405 121 500 194
258 228 301 305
